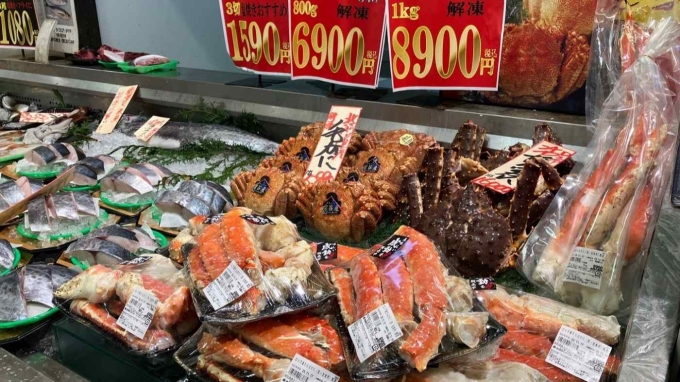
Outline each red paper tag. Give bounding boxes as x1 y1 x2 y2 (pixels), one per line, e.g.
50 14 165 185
304 106 362 184
289 0 386 88
472 141 576 194
19 112 70 123
220 0 291 75
386 0 506 91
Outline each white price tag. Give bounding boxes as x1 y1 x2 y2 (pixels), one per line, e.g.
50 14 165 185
116 287 159 339
348 304 403 362
546 326 612 382
203 261 255 310
282 355 339 382
563 247 606 289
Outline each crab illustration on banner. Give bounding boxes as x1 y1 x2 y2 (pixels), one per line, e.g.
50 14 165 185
289 0 387 88
303 106 362 184
387 0 506 91
219 0 291 75
473 141 576 194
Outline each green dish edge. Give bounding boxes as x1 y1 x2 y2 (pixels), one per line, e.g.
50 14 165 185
16 210 109 241
118 60 179 74
100 192 154 209
17 165 66 180
0 306 59 329
62 183 100 192
0 152 25 163
98 60 126 69
0 248 21 276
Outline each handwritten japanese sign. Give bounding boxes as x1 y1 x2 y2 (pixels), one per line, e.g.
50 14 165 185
134 116 169 142
95 85 138 134
19 112 70 123
473 141 576 194
386 0 506 91
304 106 362 184
220 0 291 75
0 1 38 49
289 0 386 88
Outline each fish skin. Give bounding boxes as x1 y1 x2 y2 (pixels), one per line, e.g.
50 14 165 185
0 196 8 212
130 164 162 185
101 170 155 195
156 190 211 220
129 227 159 250
49 193 79 220
28 179 43 193
50 143 70 158
0 271 27 321
23 265 54 307
87 225 142 253
143 163 173 179
177 181 221 213
95 155 117 173
0 181 27 205
46 5 71 20
78 157 105 175
0 239 14 269
66 238 134 265
71 164 98 186
26 146 57 166
27 198 51 232
73 192 98 217
199 180 234 206
50 266 78 291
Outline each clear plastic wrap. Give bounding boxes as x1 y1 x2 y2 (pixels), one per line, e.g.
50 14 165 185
54 254 199 356
475 286 622 381
181 207 336 325
63 224 162 267
397 361 550 382
174 311 346 382
520 18 680 316
326 225 505 380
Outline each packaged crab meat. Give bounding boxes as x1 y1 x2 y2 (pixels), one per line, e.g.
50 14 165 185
174 311 346 382
182 207 336 324
327 225 506 380
54 254 199 355
521 19 680 315
476 287 622 381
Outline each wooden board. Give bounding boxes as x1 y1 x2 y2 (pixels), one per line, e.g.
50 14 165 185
138 208 180 237
1 163 19 180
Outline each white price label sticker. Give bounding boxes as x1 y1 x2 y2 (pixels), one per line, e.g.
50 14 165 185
563 247 606 289
546 326 612 382
282 355 339 382
348 304 403 362
115 287 159 339
203 261 255 310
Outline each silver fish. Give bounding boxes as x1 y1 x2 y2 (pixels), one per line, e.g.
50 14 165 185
23 265 54 308
27 198 50 232
0 271 27 321
0 239 14 270
129 164 162 185
48 193 79 221
50 143 71 159
49 265 77 291
95 155 117 174
73 192 98 217
71 164 98 186
177 180 218 212
0 181 28 205
26 146 57 166
87 225 141 253
78 157 105 175
46 5 71 20
199 180 233 206
65 238 134 267
155 190 211 221
100 170 155 195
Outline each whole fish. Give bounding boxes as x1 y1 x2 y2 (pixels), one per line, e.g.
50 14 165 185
0 271 27 321
46 5 71 20
23 265 54 307
0 239 14 270
65 238 134 266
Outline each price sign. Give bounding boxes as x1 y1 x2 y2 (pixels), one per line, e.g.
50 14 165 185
289 0 386 88
95 85 138 134
386 0 506 91
0 1 38 49
219 0 291 75
134 116 170 142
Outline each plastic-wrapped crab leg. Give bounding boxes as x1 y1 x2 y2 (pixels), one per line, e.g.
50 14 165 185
607 184 653 263
198 332 290 382
399 307 446 371
422 147 444 211
188 245 212 289
70 300 175 352
219 208 262 281
376 255 415 328
328 267 357 325
239 318 331 369
197 355 243 382
310 243 364 266
54 265 122 304
280 313 344 368
493 348 581 382
197 223 231 281
350 256 384 320
445 275 474 313
500 331 552 358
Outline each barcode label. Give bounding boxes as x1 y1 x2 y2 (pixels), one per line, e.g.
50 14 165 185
545 326 611 382
282 355 339 382
348 304 403 362
563 247 606 289
116 287 159 340
203 261 255 310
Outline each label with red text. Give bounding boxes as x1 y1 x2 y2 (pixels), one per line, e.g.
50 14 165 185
19 112 70 123
96 85 138 134
134 116 170 142
472 141 576 194
304 106 362 184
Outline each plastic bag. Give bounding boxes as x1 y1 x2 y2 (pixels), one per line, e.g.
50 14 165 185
475 286 622 381
54 254 199 356
182 207 336 325
174 310 346 382
520 18 680 316
326 225 505 380
397 361 551 382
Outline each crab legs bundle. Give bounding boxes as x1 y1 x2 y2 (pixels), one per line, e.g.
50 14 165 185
521 19 680 315
327 225 505 379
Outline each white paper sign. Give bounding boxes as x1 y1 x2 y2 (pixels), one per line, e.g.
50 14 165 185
546 326 612 382
348 304 403 362
203 261 255 310
563 247 606 289
282 355 339 382
116 287 159 339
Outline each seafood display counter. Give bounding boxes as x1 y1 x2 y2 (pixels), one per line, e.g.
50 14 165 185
0 56 676 382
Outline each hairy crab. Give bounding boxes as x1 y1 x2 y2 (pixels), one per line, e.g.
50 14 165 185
231 166 304 218
277 121 362 163
361 129 438 163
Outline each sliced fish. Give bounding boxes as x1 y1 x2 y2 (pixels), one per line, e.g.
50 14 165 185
28 179 43 193
50 266 78 291
130 164 161 185
143 163 173 179
155 190 211 221
101 170 155 195
0 197 9 212
129 227 159 250
48 193 79 220
65 238 134 267
0 271 27 321
177 180 217 212
50 143 70 158
16 177 41 196
79 157 105 175
71 164 98 186
0 181 27 205
27 198 51 232
0 239 14 270
199 180 233 205
87 225 141 253
73 192 99 217
95 155 117 173
26 146 57 166
23 265 54 308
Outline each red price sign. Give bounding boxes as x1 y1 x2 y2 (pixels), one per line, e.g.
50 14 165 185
219 0 291 75
386 0 506 91
289 0 386 88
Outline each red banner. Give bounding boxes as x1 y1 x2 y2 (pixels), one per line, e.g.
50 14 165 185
289 0 386 88
219 0 291 75
386 0 506 91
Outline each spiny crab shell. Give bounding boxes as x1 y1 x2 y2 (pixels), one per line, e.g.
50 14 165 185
524 0 596 36
344 148 420 186
296 180 383 242
259 155 307 177
230 166 304 218
361 129 438 163
277 121 362 163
